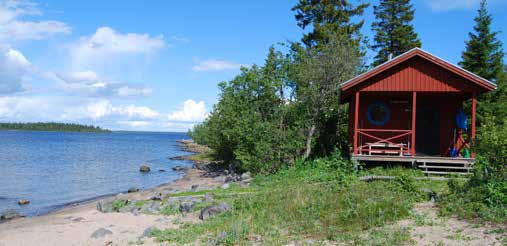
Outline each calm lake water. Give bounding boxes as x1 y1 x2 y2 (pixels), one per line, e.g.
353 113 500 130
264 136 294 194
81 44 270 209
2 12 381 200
0 131 193 216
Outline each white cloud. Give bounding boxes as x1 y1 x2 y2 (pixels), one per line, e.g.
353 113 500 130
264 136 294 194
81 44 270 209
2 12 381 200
117 120 151 128
56 70 152 98
70 27 165 69
0 47 31 94
115 104 159 119
192 59 244 72
168 99 208 122
0 96 159 122
0 96 205 131
0 0 70 41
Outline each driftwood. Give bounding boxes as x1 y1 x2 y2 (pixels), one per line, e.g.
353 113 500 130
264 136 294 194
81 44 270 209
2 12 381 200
359 175 467 182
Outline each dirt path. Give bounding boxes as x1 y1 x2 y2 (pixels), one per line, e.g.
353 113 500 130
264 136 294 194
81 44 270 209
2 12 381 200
397 202 506 245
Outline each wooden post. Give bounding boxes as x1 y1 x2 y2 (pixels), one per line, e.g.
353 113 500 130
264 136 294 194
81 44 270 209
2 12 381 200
471 92 476 158
353 91 360 154
411 92 417 156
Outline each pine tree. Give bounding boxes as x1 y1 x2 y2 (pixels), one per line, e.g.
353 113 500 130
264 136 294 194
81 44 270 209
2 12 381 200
459 0 505 125
371 0 421 66
292 0 369 48
459 0 504 82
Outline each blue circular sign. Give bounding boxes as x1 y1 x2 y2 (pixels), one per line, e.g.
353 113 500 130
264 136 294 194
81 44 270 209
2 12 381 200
367 101 391 126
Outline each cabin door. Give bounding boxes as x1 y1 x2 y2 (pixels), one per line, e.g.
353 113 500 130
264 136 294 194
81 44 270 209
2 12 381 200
416 103 440 156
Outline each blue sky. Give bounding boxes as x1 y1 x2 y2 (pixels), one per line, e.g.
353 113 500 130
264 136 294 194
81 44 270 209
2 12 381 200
0 0 506 132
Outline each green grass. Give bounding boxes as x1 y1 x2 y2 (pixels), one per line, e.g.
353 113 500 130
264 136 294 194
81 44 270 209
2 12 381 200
111 200 126 212
437 158 506 222
150 158 436 244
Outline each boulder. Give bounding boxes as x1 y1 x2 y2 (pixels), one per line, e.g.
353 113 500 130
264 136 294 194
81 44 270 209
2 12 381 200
0 210 23 221
172 166 186 171
191 184 199 191
118 205 138 214
179 202 194 213
18 199 30 205
142 226 157 237
221 183 230 189
158 169 166 172
199 202 231 220
96 199 115 213
213 176 226 182
240 172 252 181
139 164 151 172
127 187 140 193
90 228 113 238
140 201 162 214
150 192 163 201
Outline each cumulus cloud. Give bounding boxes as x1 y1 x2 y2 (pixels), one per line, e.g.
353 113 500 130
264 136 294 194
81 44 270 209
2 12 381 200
69 27 165 69
56 70 152 98
117 120 151 128
0 96 206 131
0 47 31 94
0 0 70 41
168 99 208 122
192 59 244 72
73 100 159 121
0 96 161 122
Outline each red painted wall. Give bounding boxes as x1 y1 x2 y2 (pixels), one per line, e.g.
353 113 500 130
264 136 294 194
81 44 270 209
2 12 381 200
358 57 482 92
347 93 464 156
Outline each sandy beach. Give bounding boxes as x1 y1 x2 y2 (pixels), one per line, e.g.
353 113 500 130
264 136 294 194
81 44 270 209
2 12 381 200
0 141 227 246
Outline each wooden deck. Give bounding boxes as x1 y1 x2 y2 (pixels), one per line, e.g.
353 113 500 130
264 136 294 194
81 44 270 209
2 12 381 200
351 154 475 175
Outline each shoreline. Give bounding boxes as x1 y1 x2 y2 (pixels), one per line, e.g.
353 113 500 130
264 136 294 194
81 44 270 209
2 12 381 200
0 139 213 221
0 139 228 245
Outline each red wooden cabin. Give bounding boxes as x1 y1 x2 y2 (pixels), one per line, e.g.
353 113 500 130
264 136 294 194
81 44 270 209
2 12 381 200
340 48 496 173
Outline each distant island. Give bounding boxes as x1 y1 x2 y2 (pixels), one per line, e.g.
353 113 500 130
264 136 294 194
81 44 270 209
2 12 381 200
0 122 111 133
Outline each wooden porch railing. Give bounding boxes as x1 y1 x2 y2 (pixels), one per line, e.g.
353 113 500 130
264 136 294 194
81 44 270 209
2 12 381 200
357 129 412 156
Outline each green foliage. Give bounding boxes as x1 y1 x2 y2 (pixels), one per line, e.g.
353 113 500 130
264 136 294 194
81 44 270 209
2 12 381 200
459 0 506 125
439 157 506 222
459 0 504 82
111 200 126 212
475 117 507 165
0 122 110 133
191 47 306 173
371 0 421 66
292 0 369 48
150 157 426 244
192 36 364 174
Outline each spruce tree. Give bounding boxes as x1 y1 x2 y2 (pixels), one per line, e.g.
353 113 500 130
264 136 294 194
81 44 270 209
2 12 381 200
459 0 505 125
292 0 369 48
459 0 504 81
371 0 421 66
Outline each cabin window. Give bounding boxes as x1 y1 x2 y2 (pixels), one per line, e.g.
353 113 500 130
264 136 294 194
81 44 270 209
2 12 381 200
367 101 391 126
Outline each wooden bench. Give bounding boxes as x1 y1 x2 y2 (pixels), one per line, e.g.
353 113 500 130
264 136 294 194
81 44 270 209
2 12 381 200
365 143 407 156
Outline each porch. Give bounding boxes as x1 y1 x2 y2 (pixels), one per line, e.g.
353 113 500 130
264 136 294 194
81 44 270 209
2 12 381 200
351 154 475 175
349 91 478 174
338 49 496 175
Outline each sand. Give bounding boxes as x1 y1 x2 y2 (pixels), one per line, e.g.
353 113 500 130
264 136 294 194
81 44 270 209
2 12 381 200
0 167 225 246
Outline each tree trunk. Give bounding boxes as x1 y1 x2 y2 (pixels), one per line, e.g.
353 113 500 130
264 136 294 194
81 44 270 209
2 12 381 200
303 92 323 160
303 123 316 159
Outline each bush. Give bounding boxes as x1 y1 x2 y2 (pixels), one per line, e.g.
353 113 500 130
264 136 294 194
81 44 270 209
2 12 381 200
439 157 507 222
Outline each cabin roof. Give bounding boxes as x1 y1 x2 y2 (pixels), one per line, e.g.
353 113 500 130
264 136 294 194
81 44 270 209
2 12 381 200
340 48 497 93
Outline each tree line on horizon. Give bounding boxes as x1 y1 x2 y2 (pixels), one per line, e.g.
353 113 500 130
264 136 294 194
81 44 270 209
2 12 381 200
191 0 506 174
0 122 110 133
